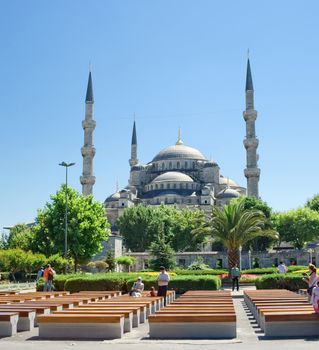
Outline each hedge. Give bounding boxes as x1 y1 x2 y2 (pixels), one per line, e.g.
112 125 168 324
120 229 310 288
63 274 221 294
255 273 307 291
174 269 228 276
242 266 308 275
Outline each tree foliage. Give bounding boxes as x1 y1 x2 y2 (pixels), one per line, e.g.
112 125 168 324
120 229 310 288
306 194 319 212
31 185 110 270
149 235 176 271
115 256 136 267
117 204 207 252
6 224 35 251
236 196 277 251
195 198 277 269
272 208 319 249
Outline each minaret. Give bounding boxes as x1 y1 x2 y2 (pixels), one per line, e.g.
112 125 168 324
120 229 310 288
129 121 138 167
80 70 96 195
243 57 260 198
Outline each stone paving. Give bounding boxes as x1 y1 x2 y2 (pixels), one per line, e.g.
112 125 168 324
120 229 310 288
1 287 319 350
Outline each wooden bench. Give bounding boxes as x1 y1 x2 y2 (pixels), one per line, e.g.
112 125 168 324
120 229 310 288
262 311 319 337
148 313 236 339
54 309 133 333
0 308 35 331
37 314 124 339
0 312 19 337
91 301 151 319
78 304 143 326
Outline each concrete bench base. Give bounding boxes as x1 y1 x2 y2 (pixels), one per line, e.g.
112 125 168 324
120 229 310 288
264 320 319 337
0 315 19 337
38 321 124 339
149 322 236 339
17 312 36 332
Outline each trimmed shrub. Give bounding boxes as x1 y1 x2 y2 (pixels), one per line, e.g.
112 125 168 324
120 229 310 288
64 274 128 293
255 273 307 291
60 273 221 294
242 268 277 275
174 269 228 276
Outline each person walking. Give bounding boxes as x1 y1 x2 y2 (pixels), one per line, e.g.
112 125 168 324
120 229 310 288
37 266 44 281
156 266 170 306
231 264 240 291
43 264 55 292
303 264 319 298
277 261 288 274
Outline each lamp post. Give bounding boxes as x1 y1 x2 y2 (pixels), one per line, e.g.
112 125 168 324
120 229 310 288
59 161 75 259
239 245 242 270
248 250 252 269
308 248 314 264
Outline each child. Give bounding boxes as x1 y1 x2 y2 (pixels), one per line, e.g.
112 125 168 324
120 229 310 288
149 286 157 297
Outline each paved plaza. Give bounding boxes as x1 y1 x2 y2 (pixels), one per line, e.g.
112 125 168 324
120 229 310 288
1 287 318 350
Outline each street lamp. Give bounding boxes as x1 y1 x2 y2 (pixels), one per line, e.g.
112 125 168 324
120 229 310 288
248 250 252 269
308 248 314 264
59 161 75 259
239 245 243 270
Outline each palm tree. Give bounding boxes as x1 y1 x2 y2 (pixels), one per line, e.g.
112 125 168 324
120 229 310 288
194 199 277 269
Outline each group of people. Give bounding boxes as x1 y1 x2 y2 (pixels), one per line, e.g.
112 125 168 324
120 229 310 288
130 266 170 304
37 264 56 292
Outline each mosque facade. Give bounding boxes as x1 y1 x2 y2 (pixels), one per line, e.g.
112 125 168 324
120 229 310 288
81 59 260 236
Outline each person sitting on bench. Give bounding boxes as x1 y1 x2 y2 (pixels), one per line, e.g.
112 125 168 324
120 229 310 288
130 277 144 297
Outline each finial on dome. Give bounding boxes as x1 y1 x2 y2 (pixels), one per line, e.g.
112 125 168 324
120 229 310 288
116 180 119 192
176 127 183 145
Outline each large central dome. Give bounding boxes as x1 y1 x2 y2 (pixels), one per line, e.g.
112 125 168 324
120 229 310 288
152 143 207 162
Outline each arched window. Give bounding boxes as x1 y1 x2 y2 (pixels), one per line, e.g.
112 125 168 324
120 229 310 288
177 161 180 169
185 183 188 189
151 185 153 190
169 162 172 169
180 183 183 189
173 183 177 189
184 161 188 168
167 184 170 189
162 163 165 170
192 161 195 169
161 184 164 189
155 184 158 189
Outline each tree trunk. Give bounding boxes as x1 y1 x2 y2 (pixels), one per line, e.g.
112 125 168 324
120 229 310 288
228 249 240 270
74 258 78 273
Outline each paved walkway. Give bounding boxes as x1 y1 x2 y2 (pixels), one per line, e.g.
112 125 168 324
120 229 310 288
1 287 319 350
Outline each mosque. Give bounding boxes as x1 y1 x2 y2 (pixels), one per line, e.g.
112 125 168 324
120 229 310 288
80 59 260 236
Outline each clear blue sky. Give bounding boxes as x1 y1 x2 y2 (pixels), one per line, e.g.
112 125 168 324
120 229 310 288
1 1 319 230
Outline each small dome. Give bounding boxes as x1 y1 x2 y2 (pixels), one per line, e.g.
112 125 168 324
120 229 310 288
219 176 238 187
152 143 207 162
216 188 241 199
104 191 120 202
152 171 194 183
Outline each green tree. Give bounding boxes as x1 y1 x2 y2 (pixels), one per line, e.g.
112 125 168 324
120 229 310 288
237 196 277 251
150 235 176 270
272 208 319 249
5 224 35 250
117 204 207 252
117 205 161 252
105 250 116 272
170 208 208 252
115 256 136 271
306 194 319 212
196 199 277 269
31 185 110 271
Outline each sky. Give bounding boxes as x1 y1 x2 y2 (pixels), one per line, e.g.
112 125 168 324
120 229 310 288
1 1 319 230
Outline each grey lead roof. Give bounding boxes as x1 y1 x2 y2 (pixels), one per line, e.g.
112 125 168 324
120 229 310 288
85 71 94 103
245 58 254 91
131 121 137 145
